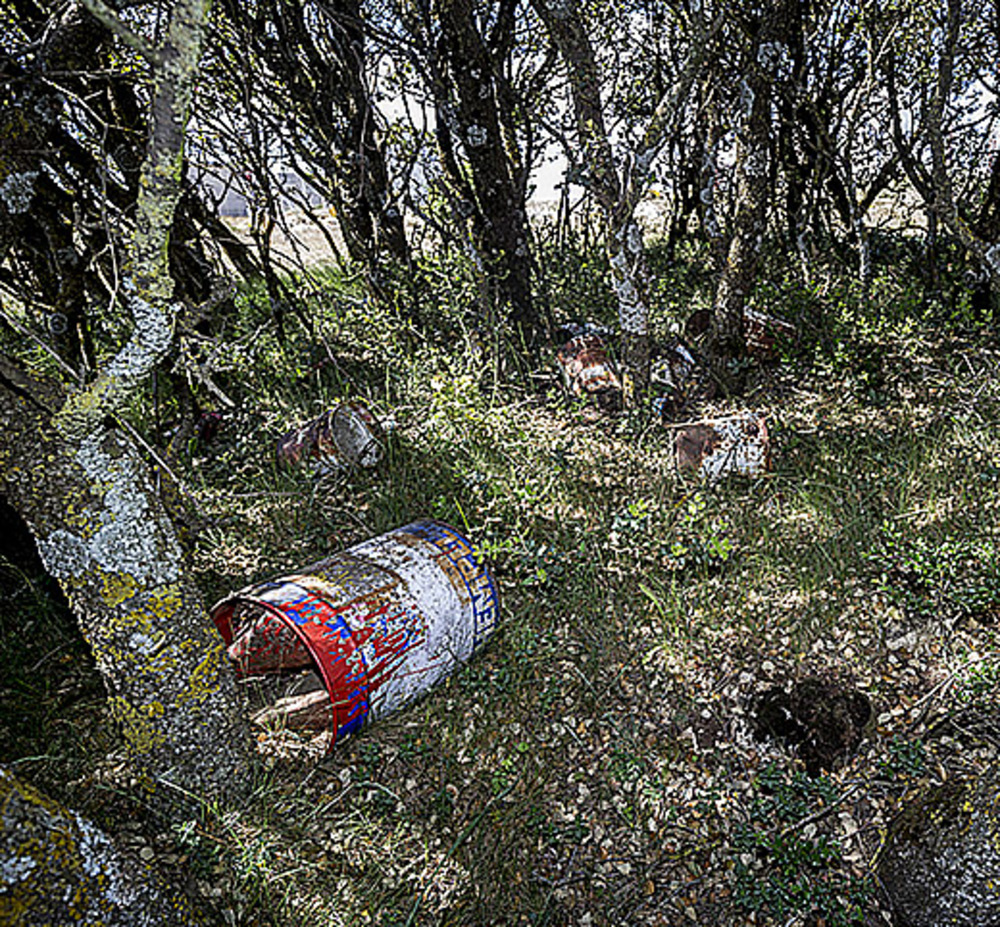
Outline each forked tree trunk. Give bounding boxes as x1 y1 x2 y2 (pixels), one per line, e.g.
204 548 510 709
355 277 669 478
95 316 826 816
532 0 710 407
0 0 255 810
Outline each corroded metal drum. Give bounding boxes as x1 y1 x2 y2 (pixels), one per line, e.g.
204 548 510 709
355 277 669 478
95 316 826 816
276 401 383 470
211 520 499 748
557 334 622 404
744 309 795 359
674 413 771 482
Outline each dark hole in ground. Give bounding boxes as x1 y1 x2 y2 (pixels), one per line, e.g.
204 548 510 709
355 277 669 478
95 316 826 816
751 676 872 776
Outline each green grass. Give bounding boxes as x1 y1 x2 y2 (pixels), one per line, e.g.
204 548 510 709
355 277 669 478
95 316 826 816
4 236 1000 924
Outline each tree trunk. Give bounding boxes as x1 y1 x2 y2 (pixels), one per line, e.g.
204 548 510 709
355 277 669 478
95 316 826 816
1 0 259 810
435 0 539 349
708 0 798 376
922 0 1000 293
0 765 202 925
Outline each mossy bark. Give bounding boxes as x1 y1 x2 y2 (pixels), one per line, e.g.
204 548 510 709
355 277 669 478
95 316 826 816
0 765 203 926
0 367 252 807
0 0 254 809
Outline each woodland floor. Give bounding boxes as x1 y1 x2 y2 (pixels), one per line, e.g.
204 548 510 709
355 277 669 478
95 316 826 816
3 249 1000 926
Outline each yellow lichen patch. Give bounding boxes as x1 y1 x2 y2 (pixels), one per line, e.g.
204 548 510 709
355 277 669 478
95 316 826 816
110 581 183 632
66 506 98 539
108 696 168 755
175 639 225 707
100 569 139 608
147 583 184 622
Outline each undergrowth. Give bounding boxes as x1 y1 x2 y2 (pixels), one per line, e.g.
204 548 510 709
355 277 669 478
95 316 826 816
3 234 1000 925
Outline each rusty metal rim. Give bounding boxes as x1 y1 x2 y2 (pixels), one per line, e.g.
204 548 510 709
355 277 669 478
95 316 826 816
213 590 371 741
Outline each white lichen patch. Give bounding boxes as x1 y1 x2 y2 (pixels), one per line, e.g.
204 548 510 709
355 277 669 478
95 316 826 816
757 41 790 79
985 244 1000 276
105 294 176 384
0 170 39 214
609 248 647 335
36 432 182 587
743 145 768 178
543 0 573 20
739 80 755 120
1 854 37 882
465 125 489 148
626 222 644 256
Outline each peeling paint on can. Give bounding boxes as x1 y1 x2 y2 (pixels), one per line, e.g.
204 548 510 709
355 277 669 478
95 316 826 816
211 520 499 749
674 413 771 482
744 309 795 359
276 402 383 471
557 334 622 409
652 340 698 418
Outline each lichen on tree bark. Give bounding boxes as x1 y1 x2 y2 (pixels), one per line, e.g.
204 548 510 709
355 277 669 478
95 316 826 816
0 765 202 925
0 0 254 810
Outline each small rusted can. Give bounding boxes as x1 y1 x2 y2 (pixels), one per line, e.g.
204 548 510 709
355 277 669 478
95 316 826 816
211 520 499 748
276 401 383 470
744 309 795 359
557 334 622 409
674 413 771 482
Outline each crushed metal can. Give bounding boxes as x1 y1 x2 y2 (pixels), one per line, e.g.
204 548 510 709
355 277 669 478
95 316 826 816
557 334 622 411
276 401 383 471
674 413 771 482
211 520 499 749
744 309 795 359
652 339 698 418
683 308 794 360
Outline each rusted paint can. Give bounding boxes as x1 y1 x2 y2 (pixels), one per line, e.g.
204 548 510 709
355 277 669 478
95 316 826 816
276 401 383 470
684 308 794 360
674 413 771 482
557 334 622 409
652 339 698 418
744 309 795 359
211 520 499 748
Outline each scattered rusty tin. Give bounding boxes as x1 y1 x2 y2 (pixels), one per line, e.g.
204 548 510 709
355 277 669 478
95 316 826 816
674 413 771 482
557 334 622 411
683 308 794 360
276 401 383 471
211 520 499 749
744 308 795 359
652 340 698 418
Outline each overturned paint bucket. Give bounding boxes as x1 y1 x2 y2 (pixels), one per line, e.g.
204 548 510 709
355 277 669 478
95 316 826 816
211 520 499 748
557 333 622 411
674 413 771 482
276 401 383 471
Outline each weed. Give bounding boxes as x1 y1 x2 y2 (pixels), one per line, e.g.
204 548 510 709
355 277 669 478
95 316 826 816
731 764 871 926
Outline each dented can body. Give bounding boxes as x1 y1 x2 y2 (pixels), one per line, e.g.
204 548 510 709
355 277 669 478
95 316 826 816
557 334 622 399
276 402 383 470
675 413 770 482
744 309 795 359
211 520 499 748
